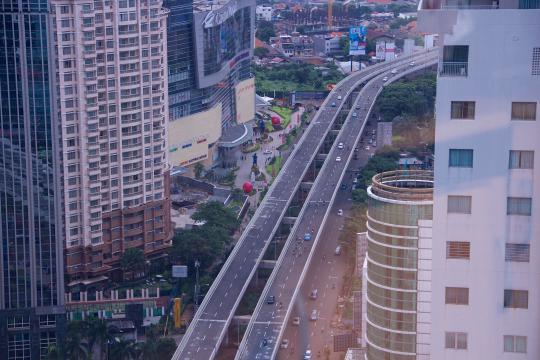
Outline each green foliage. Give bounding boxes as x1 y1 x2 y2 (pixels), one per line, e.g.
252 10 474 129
339 36 349 54
193 163 204 179
121 248 145 273
256 20 275 42
389 17 415 29
254 63 344 92
270 106 293 128
352 188 368 204
254 47 269 58
376 73 436 121
109 339 138 360
356 150 400 192
171 202 239 270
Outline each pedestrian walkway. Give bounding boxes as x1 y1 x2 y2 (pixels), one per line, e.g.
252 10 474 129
234 107 305 189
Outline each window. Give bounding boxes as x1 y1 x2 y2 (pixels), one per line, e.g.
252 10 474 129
449 149 473 167
445 287 469 305
509 150 534 169
504 289 528 309
445 332 467 349
504 335 527 353
451 101 475 119
511 102 536 120
531 47 539 75
505 244 530 262
448 196 472 214
507 197 532 216
446 241 470 259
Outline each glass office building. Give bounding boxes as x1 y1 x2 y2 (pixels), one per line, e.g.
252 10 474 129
365 170 433 360
0 1 66 358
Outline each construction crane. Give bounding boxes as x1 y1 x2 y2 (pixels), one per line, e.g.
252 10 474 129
327 0 333 29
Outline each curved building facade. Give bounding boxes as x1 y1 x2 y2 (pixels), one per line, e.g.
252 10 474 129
365 170 433 360
166 0 255 169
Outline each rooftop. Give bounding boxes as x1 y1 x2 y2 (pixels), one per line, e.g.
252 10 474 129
370 170 433 202
419 0 540 10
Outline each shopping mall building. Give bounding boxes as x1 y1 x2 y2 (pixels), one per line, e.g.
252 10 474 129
165 0 256 171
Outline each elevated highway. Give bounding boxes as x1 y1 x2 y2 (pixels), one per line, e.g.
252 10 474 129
235 55 438 360
172 50 437 360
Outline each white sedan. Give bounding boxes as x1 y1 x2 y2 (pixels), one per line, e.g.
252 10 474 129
337 142 344 149
336 156 342 162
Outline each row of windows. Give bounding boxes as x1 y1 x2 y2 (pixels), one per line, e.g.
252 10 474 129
446 241 530 262
448 149 534 169
445 287 528 309
447 195 532 216
445 332 527 353
451 101 537 121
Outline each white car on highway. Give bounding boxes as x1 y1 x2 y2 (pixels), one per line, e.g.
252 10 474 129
337 209 343 216
280 339 289 349
352 112 357 117
410 61 416 66
391 69 397 74
337 95 342 100
382 76 388 82
310 310 318 321
263 149 272 155
304 350 312 359
337 142 344 149
335 156 342 162
292 316 300 325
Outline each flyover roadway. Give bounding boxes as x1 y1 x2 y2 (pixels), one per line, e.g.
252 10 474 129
235 55 438 360
172 50 437 360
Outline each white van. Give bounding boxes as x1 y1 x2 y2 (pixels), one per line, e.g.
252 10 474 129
335 245 342 255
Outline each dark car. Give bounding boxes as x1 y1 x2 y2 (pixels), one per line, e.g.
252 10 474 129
267 295 275 304
340 183 347 190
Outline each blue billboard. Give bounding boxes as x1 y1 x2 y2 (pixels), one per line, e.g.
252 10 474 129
349 26 367 56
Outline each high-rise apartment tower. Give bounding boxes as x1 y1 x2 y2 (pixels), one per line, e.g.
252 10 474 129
419 0 540 358
50 0 173 281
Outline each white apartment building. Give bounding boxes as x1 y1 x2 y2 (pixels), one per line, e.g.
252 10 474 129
256 5 272 21
51 0 173 281
419 1 540 359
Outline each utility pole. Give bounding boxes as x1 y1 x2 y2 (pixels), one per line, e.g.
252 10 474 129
194 260 200 311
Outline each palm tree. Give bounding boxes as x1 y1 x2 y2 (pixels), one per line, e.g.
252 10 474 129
46 344 63 360
110 338 139 360
63 333 88 360
85 317 112 360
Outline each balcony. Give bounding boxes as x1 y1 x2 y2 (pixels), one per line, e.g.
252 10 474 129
439 61 468 77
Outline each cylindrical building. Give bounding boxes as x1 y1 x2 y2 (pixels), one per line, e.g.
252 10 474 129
365 170 433 360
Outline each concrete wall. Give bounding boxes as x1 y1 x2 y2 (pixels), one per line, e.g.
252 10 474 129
168 103 222 167
430 9 540 360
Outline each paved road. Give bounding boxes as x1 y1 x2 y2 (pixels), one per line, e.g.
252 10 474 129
275 135 374 360
172 50 436 360
235 54 437 360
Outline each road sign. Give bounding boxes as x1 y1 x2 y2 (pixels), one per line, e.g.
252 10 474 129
172 265 188 278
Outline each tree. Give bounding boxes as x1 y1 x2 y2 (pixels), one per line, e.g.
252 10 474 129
155 338 177 359
63 333 88 360
193 162 204 179
352 188 368 204
191 201 239 233
339 36 349 55
121 247 145 275
255 21 275 42
85 317 113 360
110 339 139 360
254 47 269 58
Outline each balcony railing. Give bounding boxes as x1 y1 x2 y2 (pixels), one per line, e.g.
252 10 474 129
439 62 468 77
